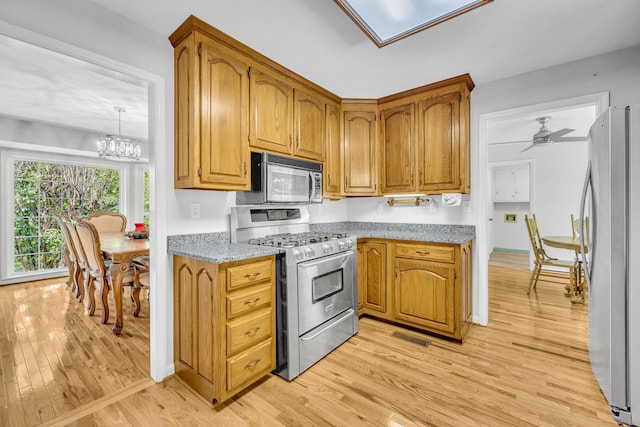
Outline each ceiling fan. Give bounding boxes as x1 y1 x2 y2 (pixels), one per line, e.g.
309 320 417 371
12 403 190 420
520 116 587 152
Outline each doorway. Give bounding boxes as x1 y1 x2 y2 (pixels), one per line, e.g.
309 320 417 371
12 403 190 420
477 92 609 320
0 22 166 423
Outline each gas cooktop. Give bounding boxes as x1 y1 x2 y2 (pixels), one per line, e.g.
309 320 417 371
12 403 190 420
248 231 348 248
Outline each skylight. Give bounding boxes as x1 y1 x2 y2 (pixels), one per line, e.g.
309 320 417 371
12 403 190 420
334 0 492 47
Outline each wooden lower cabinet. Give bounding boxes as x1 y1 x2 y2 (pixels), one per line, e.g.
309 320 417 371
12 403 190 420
357 239 472 342
173 254 276 405
357 240 388 315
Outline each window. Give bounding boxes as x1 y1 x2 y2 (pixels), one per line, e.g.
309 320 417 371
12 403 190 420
2 150 125 283
334 0 492 47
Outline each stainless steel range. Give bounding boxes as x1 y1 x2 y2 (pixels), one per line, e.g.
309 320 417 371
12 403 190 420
231 206 358 380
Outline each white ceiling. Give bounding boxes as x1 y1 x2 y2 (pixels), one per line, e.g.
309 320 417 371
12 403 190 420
1 0 640 140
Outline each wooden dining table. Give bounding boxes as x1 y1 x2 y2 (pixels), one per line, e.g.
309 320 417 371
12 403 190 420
100 232 150 335
541 235 588 303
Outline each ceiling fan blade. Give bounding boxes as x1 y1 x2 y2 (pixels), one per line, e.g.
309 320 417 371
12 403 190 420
520 143 537 153
548 128 575 139
554 136 588 142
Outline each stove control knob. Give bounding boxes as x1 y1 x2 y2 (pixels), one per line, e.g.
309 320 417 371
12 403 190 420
346 239 354 248
293 249 303 261
304 247 315 258
338 241 346 250
323 243 332 254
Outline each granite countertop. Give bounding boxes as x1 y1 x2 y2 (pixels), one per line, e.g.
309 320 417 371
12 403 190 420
167 232 282 264
167 222 475 264
311 222 475 244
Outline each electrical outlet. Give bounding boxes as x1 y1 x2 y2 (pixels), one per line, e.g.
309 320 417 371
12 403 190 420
377 203 384 213
190 202 201 219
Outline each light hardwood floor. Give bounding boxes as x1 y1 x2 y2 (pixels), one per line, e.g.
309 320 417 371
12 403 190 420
1 267 615 427
489 249 530 270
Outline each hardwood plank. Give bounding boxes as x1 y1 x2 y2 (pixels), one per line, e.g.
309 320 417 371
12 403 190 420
0 267 617 426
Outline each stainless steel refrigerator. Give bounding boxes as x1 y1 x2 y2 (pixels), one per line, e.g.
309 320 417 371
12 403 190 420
580 105 639 426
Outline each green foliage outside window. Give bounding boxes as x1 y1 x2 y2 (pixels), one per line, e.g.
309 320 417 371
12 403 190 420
13 161 120 273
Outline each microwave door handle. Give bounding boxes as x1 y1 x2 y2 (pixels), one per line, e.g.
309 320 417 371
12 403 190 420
308 172 314 201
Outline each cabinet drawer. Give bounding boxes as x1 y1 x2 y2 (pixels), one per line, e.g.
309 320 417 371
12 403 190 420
227 338 273 391
395 243 454 263
227 260 272 291
226 284 272 319
226 309 272 356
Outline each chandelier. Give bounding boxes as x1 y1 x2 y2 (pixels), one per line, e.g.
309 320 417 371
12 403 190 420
97 106 141 161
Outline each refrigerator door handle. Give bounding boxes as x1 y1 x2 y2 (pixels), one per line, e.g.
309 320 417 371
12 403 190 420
579 162 592 287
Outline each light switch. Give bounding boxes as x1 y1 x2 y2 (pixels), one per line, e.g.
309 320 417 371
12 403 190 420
190 203 201 219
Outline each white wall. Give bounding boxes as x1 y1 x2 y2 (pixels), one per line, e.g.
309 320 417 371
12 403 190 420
347 196 471 223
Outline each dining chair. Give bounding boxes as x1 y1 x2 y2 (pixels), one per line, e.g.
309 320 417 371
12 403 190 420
60 212 92 303
74 218 135 324
55 212 81 298
86 211 127 234
525 214 577 295
132 256 150 317
570 214 589 257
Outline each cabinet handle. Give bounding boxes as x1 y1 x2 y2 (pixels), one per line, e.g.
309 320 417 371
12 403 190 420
244 358 261 370
243 161 247 177
244 272 261 280
296 135 300 150
243 297 261 306
415 251 430 256
411 173 414 187
244 326 261 336
289 135 292 148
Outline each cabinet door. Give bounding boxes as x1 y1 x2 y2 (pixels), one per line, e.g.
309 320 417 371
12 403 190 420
416 92 461 193
250 68 293 154
513 165 530 202
294 89 325 161
173 256 218 402
380 103 415 194
343 110 378 195
174 33 197 189
324 102 342 197
360 242 387 313
494 165 530 202
199 40 250 190
393 258 456 334
493 167 515 201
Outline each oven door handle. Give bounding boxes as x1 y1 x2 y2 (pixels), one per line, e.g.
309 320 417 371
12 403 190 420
297 250 354 269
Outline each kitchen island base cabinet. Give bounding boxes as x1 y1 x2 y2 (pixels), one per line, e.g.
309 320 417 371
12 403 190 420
357 239 472 342
173 255 275 406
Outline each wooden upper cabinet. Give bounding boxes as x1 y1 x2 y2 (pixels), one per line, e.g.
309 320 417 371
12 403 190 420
417 92 461 193
324 101 342 198
199 40 250 189
171 27 250 190
249 67 294 155
293 89 325 161
378 74 473 195
379 103 415 194
343 102 378 196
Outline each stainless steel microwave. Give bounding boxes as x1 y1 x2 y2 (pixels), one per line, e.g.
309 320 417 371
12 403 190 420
236 152 323 205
